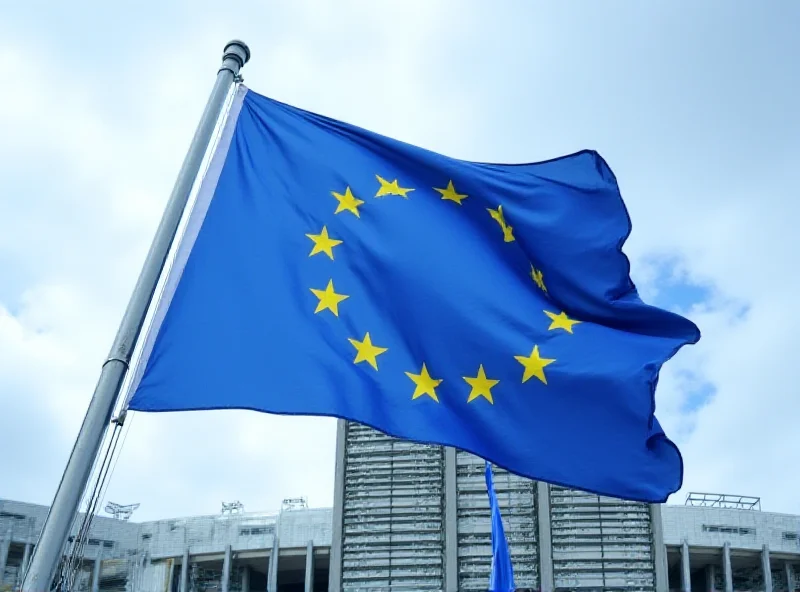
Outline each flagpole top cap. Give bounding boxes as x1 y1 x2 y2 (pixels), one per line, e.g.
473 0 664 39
223 40 250 68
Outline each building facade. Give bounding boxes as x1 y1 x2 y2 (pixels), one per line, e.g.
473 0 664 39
329 421 664 591
2 426 799 592
661 495 800 592
0 499 331 592
327 421 800 592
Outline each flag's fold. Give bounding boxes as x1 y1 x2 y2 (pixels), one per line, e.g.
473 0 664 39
127 84 700 502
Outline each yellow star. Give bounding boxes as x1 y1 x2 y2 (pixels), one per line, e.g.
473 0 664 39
348 332 388 371
463 364 499 404
309 279 349 316
332 186 364 217
375 175 414 198
434 180 468 205
488 205 515 242
405 363 442 402
530 265 547 292
305 226 343 260
514 345 556 385
544 310 581 334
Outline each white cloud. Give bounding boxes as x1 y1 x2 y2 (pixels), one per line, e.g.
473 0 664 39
1 1 798 521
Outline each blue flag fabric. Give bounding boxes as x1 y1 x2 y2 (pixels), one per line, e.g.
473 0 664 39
127 85 700 502
486 462 516 592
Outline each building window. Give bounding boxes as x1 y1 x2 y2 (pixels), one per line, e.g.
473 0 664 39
239 526 274 536
0 512 26 520
65 536 113 547
702 524 755 536
141 533 152 540
783 532 799 542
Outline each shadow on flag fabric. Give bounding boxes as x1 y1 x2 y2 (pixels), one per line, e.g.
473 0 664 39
126 85 700 502
486 462 515 592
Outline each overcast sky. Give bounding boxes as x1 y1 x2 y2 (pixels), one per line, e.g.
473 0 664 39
1 1 798 521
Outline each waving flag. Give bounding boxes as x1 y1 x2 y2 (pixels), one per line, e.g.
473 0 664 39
486 462 516 592
126 85 700 502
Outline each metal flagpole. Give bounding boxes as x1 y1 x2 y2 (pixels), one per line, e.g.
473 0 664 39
21 39 251 592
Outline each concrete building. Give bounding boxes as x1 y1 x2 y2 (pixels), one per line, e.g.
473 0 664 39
662 493 800 592
0 499 331 592
329 421 663 591
327 421 800 592
2 426 799 591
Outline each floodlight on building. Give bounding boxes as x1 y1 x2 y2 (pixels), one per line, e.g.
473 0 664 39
684 492 761 511
104 502 141 521
221 501 245 515
281 497 308 511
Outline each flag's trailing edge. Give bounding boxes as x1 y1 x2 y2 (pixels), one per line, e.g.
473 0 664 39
486 462 516 592
126 84 700 503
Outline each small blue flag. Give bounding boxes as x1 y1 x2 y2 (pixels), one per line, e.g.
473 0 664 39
127 85 700 502
486 462 515 592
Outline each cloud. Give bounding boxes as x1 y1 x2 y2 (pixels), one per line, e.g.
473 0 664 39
1 1 798 520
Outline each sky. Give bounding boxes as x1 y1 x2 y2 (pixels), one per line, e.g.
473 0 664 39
1 1 798 521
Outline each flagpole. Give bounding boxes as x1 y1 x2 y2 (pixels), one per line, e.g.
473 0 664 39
21 40 251 592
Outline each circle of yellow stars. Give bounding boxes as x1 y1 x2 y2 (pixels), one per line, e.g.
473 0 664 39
304 173 583 406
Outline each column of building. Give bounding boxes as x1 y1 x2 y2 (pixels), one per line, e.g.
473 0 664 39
0 527 11 587
0 527 36 589
304 540 314 592
676 539 797 592
172 542 312 592
90 548 103 592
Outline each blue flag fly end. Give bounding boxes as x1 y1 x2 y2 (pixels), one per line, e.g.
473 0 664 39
125 84 700 502
486 462 516 592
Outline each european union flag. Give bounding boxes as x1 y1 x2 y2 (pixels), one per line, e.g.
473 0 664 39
127 85 700 502
486 462 515 592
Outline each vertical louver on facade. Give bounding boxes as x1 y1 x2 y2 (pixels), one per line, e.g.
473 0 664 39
331 421 663 592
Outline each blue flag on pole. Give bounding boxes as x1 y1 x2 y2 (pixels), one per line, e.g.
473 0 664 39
486 463 515 592
126 85 700 502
